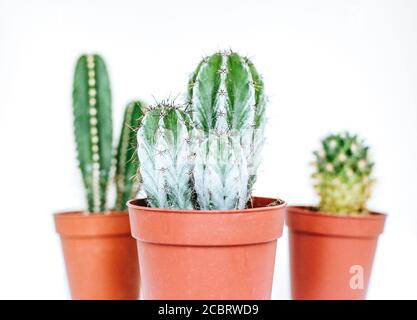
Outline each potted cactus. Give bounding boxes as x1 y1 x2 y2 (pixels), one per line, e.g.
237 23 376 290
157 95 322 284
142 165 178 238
287 132 386 300
54 54 143 300
127 50 286 300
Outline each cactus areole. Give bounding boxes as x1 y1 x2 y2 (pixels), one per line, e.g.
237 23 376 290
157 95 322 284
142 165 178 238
128 51 286 300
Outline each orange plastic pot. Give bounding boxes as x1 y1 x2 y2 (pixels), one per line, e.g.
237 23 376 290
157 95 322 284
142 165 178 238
128 197 286 300
54 211 140 300
286 206 386 300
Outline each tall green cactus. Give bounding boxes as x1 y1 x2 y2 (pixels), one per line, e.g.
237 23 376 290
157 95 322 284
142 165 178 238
187 50 267 207
114 101 145 211
137 102 193 209
73 54 112 213
312 132 374 215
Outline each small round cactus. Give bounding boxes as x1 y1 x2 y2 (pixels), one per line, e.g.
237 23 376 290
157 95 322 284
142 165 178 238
312 132 374 215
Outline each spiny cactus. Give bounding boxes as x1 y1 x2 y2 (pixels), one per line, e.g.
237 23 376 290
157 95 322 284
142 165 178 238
73 54 112 213
137 101 193 209
136 50 267 211
312 132 374 215
187 50 267 202
114 101 145 211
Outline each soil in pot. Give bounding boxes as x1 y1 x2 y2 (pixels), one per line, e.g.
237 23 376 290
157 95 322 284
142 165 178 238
54 211 140 300
286 206 386 300
128 197 286 300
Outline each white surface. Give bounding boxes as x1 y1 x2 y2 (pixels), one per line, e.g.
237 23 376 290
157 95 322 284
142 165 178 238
0 0 416 299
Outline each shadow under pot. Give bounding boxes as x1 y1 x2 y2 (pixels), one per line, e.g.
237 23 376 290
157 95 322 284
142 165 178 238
128 197 286 300
286 206 386 300
54 211 140 300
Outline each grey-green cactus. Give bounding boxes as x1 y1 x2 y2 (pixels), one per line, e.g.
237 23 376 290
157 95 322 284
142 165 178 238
312 132 374 215
73 54 112 213
137 102 193 209
187 50 267 205
114 101 145 211
137 50 267 211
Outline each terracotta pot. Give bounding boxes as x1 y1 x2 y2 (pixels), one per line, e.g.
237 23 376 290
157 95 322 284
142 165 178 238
286 206 386 300
128 197 286 300
54 211 140 300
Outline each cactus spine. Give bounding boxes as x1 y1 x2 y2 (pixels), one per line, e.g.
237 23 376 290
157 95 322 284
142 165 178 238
312 132 374 215
73 54 112 213
114 101 145 211
137 102 193 209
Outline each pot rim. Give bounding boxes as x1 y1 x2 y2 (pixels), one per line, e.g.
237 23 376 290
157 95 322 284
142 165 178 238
128 196 287 246
127 196 286 215
54 210 127 218
54 210 131 238
286 205 386 238
287 205 386 220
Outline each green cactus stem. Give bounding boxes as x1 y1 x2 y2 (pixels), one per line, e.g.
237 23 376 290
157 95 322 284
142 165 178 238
114 101 145 211
312 132 374 215
187 50 267 199
72 54 112 213
137 101 193 209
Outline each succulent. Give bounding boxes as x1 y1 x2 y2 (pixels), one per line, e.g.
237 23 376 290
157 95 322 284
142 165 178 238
137 50 267 211
73 54 112 213
312 132 374 215
72 54 143 213
114 101 145 211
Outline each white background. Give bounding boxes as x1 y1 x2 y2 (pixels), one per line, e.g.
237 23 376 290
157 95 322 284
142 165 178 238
0 0 416 299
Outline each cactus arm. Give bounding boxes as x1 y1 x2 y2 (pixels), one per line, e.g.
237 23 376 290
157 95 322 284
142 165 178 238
137 105 193 209
114 101 144 211
72 54 112 213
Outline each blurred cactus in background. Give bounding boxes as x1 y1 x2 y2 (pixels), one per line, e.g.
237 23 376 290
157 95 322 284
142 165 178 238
114 101 145 211
72 54 142 213
312 132 374 215
137 50 268 211
73 54 112 213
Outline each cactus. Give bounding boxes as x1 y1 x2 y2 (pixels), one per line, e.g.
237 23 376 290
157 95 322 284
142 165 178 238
73 54 112 213
137 101 193 209
312 132 374 215
187 50 267 205
136 50 267 210
114 101 145 211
